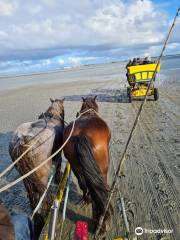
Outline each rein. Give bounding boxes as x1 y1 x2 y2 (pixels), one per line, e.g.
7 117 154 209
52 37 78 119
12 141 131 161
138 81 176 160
0 108 97 193
76 108 99 118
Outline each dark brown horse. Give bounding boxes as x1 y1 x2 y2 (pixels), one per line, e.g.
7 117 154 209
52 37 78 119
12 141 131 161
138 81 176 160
9 99 64 223
63 96 113 237
0 205 14 240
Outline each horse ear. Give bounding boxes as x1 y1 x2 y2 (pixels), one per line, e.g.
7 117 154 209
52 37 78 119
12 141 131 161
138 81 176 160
93 95 97 101
60 98 65 103
50 98 54 103
82 97 85 102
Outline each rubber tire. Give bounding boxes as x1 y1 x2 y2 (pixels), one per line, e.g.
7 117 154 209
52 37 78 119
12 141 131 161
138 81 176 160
127 87 132 103
154 88 159 101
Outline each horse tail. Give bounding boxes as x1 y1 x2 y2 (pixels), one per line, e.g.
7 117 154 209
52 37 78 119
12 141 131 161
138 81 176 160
74 133 109 222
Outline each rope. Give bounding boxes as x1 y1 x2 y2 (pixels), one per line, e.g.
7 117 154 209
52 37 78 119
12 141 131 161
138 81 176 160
95 7 180 238
0 114 67 179
0 122 51 179
0 108 96 194
0 122 74 193
31 173 54 220
31 159 71 220
0 143 35 178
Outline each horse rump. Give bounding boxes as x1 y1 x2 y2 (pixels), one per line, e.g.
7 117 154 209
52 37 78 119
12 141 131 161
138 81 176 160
74 133 110 231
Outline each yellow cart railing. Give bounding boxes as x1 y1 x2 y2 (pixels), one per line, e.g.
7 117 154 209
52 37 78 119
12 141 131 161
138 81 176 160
126 63 161 102
40 162 71 240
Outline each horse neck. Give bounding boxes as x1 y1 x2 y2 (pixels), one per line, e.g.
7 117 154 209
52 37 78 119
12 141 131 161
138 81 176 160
46 107 64 125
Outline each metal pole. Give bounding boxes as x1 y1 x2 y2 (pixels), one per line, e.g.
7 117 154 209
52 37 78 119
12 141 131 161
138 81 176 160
48 199 59 240
120 198 130 236
59 172 71 240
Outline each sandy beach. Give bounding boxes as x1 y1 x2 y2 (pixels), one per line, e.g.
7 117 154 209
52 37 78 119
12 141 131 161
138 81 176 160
0 62 179 239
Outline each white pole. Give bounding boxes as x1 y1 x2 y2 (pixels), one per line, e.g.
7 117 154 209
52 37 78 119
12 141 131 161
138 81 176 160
48 199 59 240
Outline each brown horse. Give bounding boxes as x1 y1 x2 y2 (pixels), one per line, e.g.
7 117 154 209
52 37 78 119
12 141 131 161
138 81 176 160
63 96 113 237
0 205 14 240
9 98 64 225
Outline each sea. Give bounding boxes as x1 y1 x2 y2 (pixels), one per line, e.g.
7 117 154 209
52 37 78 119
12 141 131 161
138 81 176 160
0 56 180 92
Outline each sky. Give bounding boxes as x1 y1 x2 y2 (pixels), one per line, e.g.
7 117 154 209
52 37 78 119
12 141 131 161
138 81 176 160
0 0 179 75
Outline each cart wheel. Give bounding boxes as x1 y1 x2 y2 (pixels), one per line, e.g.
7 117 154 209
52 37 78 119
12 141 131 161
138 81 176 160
154 88 159 101
127 87 132 103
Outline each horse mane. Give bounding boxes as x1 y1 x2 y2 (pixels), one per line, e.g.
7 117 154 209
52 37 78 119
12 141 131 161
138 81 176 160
39 104 64 121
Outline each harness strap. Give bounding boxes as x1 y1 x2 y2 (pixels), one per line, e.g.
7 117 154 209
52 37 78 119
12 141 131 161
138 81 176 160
39 112 68 125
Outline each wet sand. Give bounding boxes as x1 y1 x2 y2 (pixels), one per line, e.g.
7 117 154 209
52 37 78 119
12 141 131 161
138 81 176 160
0 63 179 239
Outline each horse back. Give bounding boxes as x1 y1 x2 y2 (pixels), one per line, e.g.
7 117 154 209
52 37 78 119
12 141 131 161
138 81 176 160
65 115 111 143
9 119 60 161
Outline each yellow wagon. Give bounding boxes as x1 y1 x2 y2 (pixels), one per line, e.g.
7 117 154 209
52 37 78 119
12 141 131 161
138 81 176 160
126 63 161 102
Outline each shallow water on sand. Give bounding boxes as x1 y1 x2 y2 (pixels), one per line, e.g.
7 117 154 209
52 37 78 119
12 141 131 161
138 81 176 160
0 56 179 91
158 56 180 86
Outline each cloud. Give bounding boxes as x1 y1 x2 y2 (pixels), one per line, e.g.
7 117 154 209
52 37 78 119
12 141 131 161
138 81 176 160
57 59 64 65
0 0 16 16
27 4 43 15
86 0 167 46
0 0 169 50
41 0 57 7
0 30 8 37
170 18 180 43
0 0 179 74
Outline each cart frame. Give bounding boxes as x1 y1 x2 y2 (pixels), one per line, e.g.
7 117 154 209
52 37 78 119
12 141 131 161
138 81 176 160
126 63 160 102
